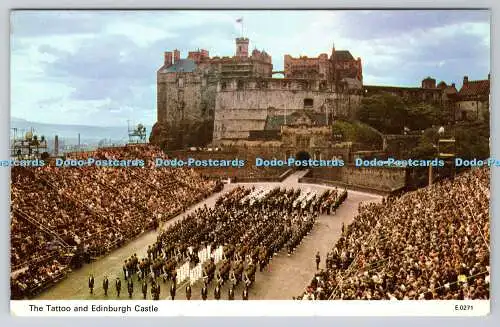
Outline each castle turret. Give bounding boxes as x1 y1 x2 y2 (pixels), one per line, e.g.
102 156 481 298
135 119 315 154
422 76 436 89
235 37 249 58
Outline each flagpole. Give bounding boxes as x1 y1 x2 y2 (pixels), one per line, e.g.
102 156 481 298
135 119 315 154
236 17 244 37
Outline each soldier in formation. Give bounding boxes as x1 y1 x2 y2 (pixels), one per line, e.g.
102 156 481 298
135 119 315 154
170 282 176 300
242 286 249 300
102 275 109 296
115 277 121 297
214 281 221 300
88 274 94 294
315 251 321 270
201 282 208 300
142 279 148 299
127 279 134 298
228 284 235 300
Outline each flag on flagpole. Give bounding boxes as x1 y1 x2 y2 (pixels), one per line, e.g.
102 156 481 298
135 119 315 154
236 17 244 37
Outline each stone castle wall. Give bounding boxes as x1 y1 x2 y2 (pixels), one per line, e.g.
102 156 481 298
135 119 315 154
214 82 361 140
309 165 407 192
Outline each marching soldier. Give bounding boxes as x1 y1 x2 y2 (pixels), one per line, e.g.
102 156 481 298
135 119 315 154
142 279 148 299
126 259 132 279
242 285 249 300
103 275 109 296
228 284 235 300
186 284 192 300
315 251 321 270
151 281 157 300
215 271 223 287
88 274 94 294
127 278 134 298
123 260 128 280
214 281 221 300
115 277 121 297
155 282 161 300
170 282 176 300
201 282 208 301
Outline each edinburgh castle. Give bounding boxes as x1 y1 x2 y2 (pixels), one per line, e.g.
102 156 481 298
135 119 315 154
150 37 490 154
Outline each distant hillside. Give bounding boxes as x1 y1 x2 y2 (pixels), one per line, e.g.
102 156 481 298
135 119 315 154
10 118 152 145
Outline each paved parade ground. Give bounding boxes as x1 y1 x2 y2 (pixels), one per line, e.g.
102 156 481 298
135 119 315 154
36 171 382 300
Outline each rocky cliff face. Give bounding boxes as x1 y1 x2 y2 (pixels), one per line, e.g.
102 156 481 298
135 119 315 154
149 120 214 150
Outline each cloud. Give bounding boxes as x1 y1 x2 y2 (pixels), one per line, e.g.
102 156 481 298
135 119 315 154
10 10 490 126
335 10 489 40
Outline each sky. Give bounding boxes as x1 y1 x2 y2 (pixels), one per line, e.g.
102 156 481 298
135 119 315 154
10 10 490 127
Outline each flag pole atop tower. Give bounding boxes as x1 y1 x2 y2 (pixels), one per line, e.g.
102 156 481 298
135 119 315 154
236 17 243 37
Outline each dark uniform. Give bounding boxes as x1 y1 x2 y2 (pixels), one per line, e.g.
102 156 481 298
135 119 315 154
127 279 134 298
115 278 121 297
123 261 128 280
214 283 221 300
242 286 249 300
155 283 161 300
102 276 109 296
142 280 148 299
88 275 94 294
170 283 176 300
201 283 208 300
315 252 321 270
151 282 157 300
186 284 192 300
228 285 235 300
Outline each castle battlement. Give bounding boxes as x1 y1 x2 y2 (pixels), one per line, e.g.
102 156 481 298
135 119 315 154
218 77 334 92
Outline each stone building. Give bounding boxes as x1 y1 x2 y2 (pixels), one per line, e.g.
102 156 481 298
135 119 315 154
363 76 457 107
152 37 273 149
455 75 490 121
215 109 352 163
213 77 363 141
151 37 363 149
363 76 459 123
283 43 363 87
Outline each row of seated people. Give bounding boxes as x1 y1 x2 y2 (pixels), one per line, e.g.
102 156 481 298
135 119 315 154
298 167 490 300
10 213 64 269
11 251 68 299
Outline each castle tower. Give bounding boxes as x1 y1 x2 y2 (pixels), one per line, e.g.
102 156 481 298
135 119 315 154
235 37 249 58
173 49 180 63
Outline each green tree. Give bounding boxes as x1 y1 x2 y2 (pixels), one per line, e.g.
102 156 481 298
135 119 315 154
405 103 446 131
357 93 407 134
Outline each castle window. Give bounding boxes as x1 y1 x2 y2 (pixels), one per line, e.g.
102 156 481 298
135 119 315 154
221 82 227 90
304 98 314 108
237 80 244 90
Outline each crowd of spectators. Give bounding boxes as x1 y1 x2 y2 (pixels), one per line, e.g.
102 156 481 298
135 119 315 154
10 145 220 299
298 167 490 300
